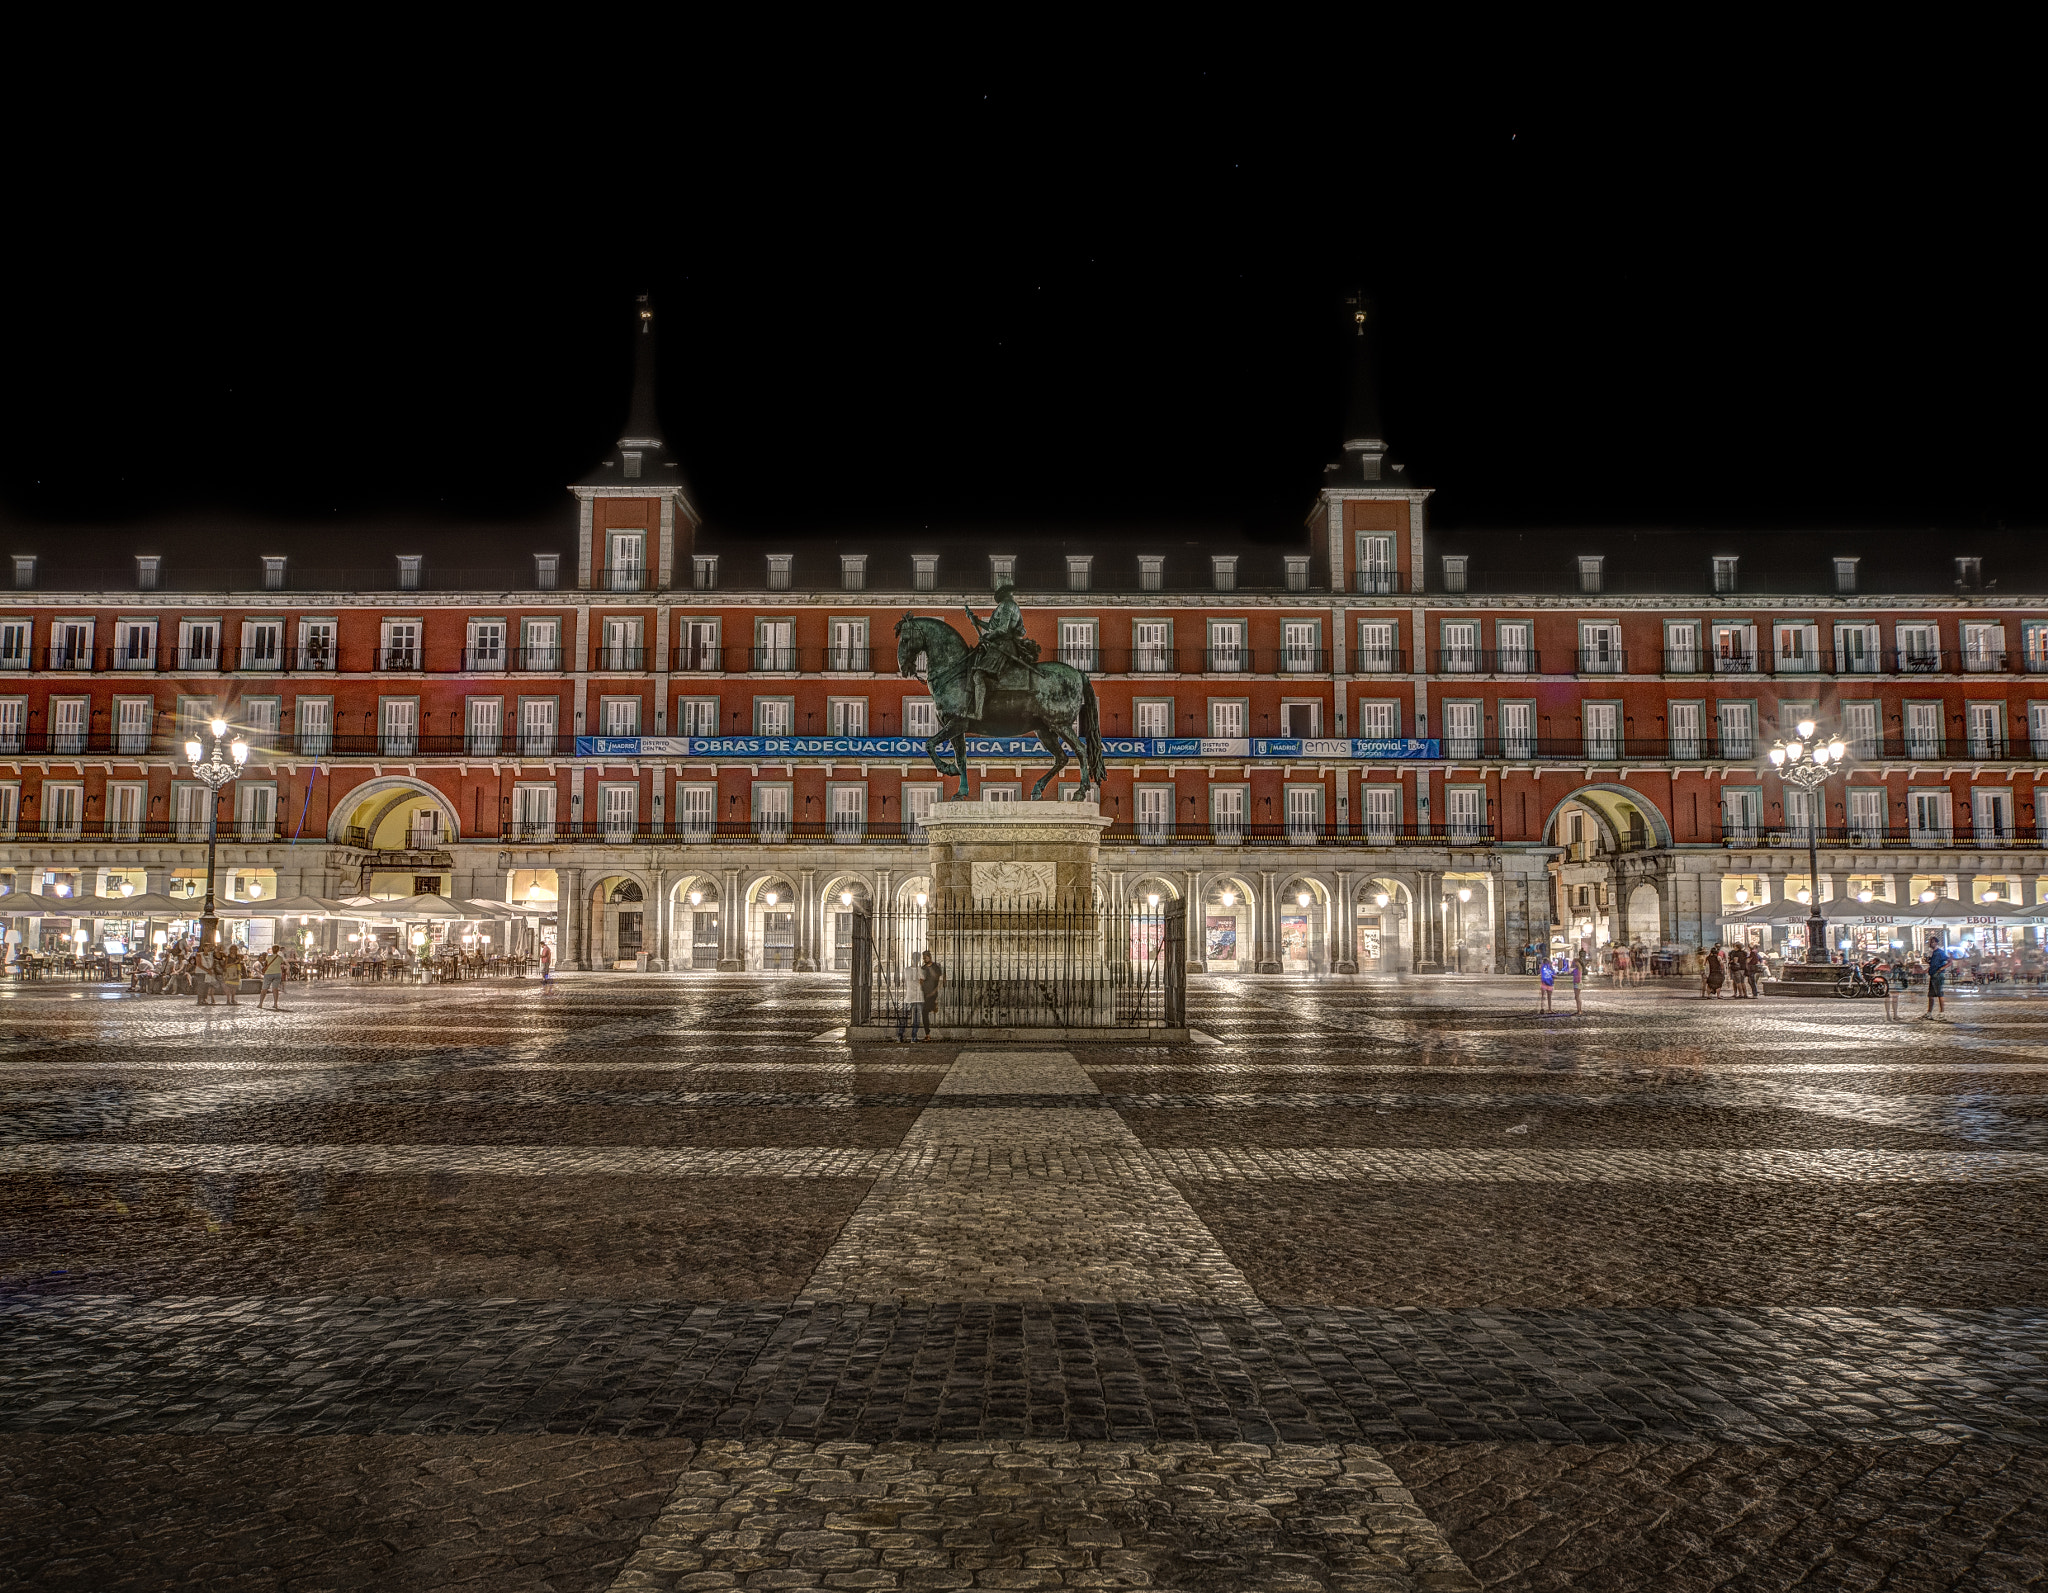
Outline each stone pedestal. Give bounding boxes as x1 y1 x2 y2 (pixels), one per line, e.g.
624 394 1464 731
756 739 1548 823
923 799 1111 907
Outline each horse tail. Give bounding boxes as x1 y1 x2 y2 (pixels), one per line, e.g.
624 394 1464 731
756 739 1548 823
1081 674 1107 790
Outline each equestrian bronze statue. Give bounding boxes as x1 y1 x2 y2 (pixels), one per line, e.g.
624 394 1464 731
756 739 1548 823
894 583 1107 801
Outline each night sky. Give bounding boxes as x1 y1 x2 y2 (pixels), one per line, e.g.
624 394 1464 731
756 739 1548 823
4 63 2042 561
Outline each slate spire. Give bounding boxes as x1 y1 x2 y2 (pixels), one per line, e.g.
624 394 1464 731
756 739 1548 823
621 293 662 448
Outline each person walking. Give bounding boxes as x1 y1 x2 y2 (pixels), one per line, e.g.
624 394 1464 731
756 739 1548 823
898 949 944 1041
540 942 552 983
1538 954 1555 1013
194 944 218 1008
1926 940 1950 1019
1705 944 1725 999
257 946 288 1011
1570 954 1585 1014
1884 959 1903 1022
222 945 243 1006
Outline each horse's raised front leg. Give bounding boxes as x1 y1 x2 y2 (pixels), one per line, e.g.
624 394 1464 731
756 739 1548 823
1029 724 1068 800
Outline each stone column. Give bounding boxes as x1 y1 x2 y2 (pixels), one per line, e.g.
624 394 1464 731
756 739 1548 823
1489 864 1510 973
1412 869 1441 971
795 866 819 972
649 866 669 972
1332 868 1357 973
561 866 587 970
719 866 744 971
1183 868 1206 972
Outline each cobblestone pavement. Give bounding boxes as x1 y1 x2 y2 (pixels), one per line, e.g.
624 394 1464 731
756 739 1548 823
3 973 2047 1589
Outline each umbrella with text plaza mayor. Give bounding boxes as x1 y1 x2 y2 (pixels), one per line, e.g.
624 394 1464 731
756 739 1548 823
212 894 355 919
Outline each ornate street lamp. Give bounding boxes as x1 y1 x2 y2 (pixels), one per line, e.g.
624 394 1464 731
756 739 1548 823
183 717 248 950
1767 717 1847 967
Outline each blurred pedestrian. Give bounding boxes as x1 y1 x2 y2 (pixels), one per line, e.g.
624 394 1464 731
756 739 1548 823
1538 954 1555 1013
1570 954 1584 1014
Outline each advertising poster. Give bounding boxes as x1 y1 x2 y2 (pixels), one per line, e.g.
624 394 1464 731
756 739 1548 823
1279 913 1311 964
1204 917 1238 962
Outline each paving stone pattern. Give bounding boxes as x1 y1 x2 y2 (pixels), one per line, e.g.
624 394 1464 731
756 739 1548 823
3 972 2048 1589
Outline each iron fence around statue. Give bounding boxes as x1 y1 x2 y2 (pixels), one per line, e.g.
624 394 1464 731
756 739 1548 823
851 894 1184 1030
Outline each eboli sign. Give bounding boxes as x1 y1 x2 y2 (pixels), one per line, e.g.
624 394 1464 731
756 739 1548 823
572 735 1442 761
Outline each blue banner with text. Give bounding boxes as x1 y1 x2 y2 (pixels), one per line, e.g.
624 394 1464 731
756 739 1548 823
573 735 1440 761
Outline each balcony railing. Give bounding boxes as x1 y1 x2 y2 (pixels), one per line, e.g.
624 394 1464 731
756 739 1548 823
509 647 563 671
749 645 802 672
1201 647 1251 673
1721 824 2040 849
672 644 723 672
593 646 648 671
461 647 509 671
1271 648 1332 674
823 647 872 672
1354 573 1399 595
1709 651 1761 674
1436 649 1540 675
1352 649 1407 674
1575 649 1628 674
377 648 423 671
1894 649 1948 673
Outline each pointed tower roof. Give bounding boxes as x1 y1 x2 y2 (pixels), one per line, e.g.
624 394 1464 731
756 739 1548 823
1323 289 1409 487
577 294 696 500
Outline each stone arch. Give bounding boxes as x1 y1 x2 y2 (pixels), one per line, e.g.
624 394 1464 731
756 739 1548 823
668 872 724 971
327 776 462 847
587 870 658 968
1197 873 1256 973
1125 873 1181 905
745 872 800 972
818 872 877 973
1277 874 1333 974
1352 874 1413 973
1537 783 1674 850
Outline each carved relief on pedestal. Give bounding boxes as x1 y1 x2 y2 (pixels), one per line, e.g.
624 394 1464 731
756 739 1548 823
970 860 1056 906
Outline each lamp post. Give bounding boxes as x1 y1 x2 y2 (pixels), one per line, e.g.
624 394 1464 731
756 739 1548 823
1768 717 1847 966
183 718 248 951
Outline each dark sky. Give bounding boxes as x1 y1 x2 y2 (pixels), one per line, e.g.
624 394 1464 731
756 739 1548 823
4 56 2042 561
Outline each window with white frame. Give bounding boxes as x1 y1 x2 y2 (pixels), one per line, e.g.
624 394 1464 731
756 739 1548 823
0 621 28 669
533 553 559 590
752 783 792 839
988 555 1015 588
106 781 144 838
1067 555 1092 592
379 698 418 755
1281 620 1320 673
520 619 560 670
1284 784 1322 840
1664 621 1700 672
840 554 867 591
1132 620 1171 673
1135 783 1172 842
1281 699 1320 738
904 697 939 737
47 618 90 670
1712 622 1758 671
1908 788 1952 842
904 784 939 839
1904 701 1943 757
1577 556 1604 593
262 556 287 590
1355 699 1398 739
1138 556 1163 591
117 620 156 669
396 555 423 589
513 783 557 841
912 554 937 591
1357 621 1397 671
49 696 86 754
172 783 211 842
466 697 502 755
755 698 794 736
179 619 220 670
1579 622 1623 671
380 620 420 670
1583 702 1620 758
1962 622 2006 671
1834 622 1880 673
114 697 152 755
1973 786 2014 840
1443 700 1481 758
1669 700 1703 759
1967 702 2004 758
1721 786 1761 841
1712 555 1739 592
599 616 642 670
1359 536 1395 593
828 617 867 671
1447 786 1485 838
827 697 868 737
1841 700 1880 755
691 554 718 590
1956 556 1983 587
1212 785 1248 840
1897 622 1940 670
1496 621 1533 673
829 783 866 839
519 697 558 755
606 533 646 591
2033 702 2048 757
241 619 282 669
12 557 33 588
1284 556 1310 592
296 619 335 671
1208 699 1246 738
1440 620 1478 672
1362 783 1399 841
1834 557 1859 592
678 697 720 736
677 783 715 839
676 618 717 672
1500 701 1534 758
1058 620 1097 670
1717 701 1755 757
1774 622 1820 671
755 618 795 671
599 782 638 839
1209 556 1236 592
1207 620 1246 672
601 697 641 736
1847 787 1886 840
135 555 160 590
765 554 793 590
1134 699 1171 738
0 782 16 837
44 782 83 837
467 619 507 670
242 697 279 749
295 697 332 755
236 782 277 841
1440 555 1468 592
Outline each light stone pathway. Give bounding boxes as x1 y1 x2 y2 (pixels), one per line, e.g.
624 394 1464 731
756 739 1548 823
612 1050 1478 1590
799 1052 1259 1306
607 1439 1478 1593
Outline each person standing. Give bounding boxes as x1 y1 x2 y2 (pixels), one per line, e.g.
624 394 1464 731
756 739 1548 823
540 942 552 983
1570 954 1585 1014
1926 940 1950 1019
899 949 944 1041
1538 954 1555 1013
194 944 217 1008
257 946 288 1011
1705 944 1725 999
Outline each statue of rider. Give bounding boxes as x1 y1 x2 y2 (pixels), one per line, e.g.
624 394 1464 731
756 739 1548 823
963 582 1041 721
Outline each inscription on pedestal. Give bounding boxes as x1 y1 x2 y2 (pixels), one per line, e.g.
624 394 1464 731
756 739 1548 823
970 860 1057 906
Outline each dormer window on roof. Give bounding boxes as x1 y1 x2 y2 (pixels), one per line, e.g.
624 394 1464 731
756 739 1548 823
1284 556 1310 592
840 554 867 591
1138 556 1163 592
1577 556 1603 594
622 450 643 480
1956 556 1983 588
12 556 34 590
1210 556 1236 592
1834 557 1859 594
1066 556 1092 592
691 554 718 591
1713 556 1739 593
263 556 287 591
766 554 793 591
135 556 160 591
1440 556 1467 593
397 555 423 591
913 554 938 592
988 555 1015 588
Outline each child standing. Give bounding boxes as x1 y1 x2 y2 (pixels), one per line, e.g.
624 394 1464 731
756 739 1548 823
1538 955 1555 1013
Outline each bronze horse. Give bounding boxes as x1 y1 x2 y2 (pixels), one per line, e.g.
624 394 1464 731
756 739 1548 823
894 615 1107 800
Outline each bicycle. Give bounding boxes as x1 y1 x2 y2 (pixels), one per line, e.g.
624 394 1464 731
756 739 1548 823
1834 960 1890 999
